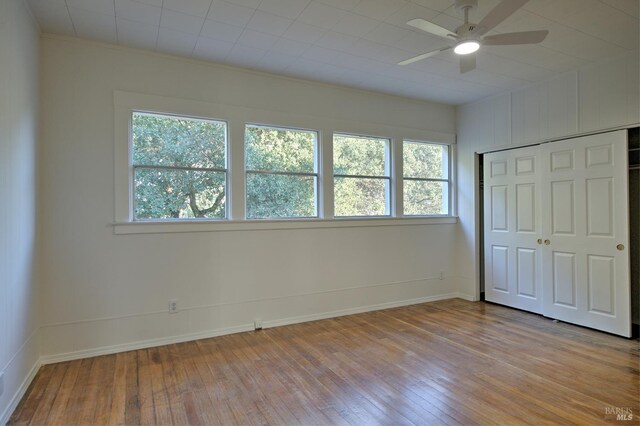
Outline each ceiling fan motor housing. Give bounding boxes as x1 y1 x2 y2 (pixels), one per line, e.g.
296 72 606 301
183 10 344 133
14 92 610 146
456 23 477 37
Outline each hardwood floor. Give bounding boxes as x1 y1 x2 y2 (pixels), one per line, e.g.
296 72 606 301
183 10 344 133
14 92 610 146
9 299 640 425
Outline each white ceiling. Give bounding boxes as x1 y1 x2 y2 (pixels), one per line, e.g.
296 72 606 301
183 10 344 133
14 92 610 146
25 0 639 105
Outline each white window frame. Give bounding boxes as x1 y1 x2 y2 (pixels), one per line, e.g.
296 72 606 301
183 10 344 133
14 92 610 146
131 111 229 221
333 133 392 218
244 123 320 219
402 140 453 217
113 91 457 234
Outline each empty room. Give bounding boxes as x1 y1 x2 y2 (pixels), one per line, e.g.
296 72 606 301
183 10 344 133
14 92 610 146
1 0 639 424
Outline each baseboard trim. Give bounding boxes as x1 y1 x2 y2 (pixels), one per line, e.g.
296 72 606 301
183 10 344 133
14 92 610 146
41 292 465 365
454 292 477 302
264 292 462 329
40 323 254 365
0 358 41 426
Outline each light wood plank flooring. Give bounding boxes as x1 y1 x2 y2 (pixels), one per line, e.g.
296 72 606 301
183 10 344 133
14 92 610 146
9 299 640 425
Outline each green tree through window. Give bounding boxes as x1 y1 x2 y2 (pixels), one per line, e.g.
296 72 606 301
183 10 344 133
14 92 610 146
245 125 318 219
403 141 449 215
334 134 390 216
132 112 227 220
131 112 451 221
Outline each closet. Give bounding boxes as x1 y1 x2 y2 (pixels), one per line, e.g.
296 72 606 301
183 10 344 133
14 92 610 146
483 130 631 337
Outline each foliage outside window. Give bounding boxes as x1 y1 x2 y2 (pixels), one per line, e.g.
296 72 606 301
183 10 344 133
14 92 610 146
333 134 391 217
132 112 227 220
245 125 318 219
403 141 450 215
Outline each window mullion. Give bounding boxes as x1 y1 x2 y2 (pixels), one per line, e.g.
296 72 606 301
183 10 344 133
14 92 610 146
392 136 403 218
229 120 245 220
320 129 333 219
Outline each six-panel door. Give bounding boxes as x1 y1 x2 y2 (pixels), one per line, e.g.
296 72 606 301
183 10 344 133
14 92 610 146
483 130 631 337
484 145 543 314
541 130 631 337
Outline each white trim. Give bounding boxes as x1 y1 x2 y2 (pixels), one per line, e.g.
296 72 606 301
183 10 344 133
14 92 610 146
450 143 458 216
40 292 465 365
0 330 41 426
263 292 463 329
454 292 477 302
113 216 457 235
476 123 640 155
0 328 38 376
114 90 456 224
0 359 41 425
40 324 253 365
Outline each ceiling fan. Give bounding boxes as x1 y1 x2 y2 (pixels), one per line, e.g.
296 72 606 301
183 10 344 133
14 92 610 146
398 0 549 73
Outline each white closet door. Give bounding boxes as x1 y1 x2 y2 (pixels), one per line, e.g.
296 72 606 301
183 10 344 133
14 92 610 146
541 130 631 337
484 145 543 314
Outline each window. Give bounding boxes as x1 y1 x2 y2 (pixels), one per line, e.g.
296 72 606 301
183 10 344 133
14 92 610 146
245 124 318 219
403 141 450 215
131 112 227 220
333 134 390 217
116 92 457 232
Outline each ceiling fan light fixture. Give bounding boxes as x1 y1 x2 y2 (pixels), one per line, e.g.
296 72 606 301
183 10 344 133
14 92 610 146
454 40 480 55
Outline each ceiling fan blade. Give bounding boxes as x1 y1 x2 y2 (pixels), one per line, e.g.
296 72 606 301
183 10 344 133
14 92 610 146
398 47 452 66
407 19 457 40
460 53 476 73
483 30 549 45
476 0 530 35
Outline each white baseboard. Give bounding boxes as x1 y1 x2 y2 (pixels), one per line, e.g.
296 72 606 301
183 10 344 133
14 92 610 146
0 360 40 426
263 292 462 329
39 323 254 365
41 288 467 365
455 292 477 302
0 330 41 426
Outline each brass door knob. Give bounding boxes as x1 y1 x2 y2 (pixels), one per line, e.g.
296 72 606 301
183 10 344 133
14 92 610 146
544 239 551 245
537 239 542 245
617 244 624 251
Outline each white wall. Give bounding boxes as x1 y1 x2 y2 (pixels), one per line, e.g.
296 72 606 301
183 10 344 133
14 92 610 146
38 35 459 361
0 0 40 422
456 50 640 306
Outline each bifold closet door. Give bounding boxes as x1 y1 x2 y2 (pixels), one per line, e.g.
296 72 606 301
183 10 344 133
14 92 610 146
484 145 543 314
541 130 631 337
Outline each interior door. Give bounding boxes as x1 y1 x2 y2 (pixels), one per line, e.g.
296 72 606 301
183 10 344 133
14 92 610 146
484 145 543 314
541 130 631 337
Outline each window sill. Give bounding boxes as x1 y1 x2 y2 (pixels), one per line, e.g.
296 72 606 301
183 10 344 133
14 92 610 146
112 216 458 235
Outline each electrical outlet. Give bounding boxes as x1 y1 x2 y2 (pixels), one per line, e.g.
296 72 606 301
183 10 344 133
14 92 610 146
0 371 4 397
168 299 179 314
254 319 263 330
